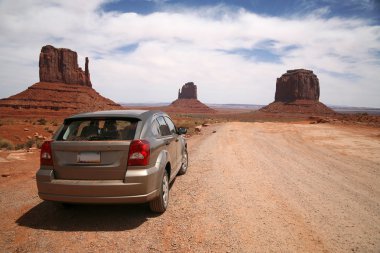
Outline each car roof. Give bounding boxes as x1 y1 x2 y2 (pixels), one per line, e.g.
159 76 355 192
65 110 165 122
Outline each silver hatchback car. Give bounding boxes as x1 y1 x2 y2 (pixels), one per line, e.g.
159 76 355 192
36 110 188 213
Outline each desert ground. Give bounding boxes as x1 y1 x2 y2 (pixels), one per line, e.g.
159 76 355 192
0 121 379 252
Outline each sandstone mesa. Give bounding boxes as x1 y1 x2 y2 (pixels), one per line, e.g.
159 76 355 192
261 69 334 114
39 45 92 87
168 82 215 113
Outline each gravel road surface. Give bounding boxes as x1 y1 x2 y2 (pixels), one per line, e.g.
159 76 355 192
1 122 379 252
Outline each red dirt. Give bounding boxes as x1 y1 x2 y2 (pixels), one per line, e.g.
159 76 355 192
0 119 60 146
0 122 379 252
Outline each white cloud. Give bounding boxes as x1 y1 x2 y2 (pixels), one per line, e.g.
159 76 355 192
0 0 379 107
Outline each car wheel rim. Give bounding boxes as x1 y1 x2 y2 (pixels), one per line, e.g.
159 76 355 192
182 152 188 171
162 174 169 207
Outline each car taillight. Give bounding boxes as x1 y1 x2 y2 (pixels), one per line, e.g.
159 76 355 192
40 140 53 166
128 140 150 166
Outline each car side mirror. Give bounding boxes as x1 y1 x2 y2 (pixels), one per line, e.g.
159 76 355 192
177 127 187 135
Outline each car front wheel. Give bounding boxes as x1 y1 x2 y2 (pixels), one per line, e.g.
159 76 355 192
149 170 169 213
178 149 188 175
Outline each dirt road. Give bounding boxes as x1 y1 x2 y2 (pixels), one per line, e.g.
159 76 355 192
1 122 379 252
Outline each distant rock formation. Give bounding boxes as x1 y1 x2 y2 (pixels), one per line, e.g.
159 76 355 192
0 82 121 114
178 82 197 99
167 82 215 113
39 45 92 87
261 69 334 115
168 99 215 113
0 45 121 117
275 69 319 102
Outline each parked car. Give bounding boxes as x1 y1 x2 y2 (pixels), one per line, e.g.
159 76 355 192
36 110 188 213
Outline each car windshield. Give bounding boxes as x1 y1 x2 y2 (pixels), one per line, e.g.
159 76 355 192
57 118 138 141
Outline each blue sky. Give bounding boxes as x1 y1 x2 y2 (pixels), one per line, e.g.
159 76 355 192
104 0 380 23
0 0 379 107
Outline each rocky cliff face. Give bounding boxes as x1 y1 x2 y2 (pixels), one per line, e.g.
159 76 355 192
275 69 319 102
178 82 197 99
39 45 92 87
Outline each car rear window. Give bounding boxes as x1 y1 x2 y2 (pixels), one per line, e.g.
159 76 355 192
57 118 138 141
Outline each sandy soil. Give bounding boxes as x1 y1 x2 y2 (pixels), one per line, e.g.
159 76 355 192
0 122 379 252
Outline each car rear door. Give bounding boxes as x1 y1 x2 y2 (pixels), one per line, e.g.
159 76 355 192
156 116 178 175
164 116 182 172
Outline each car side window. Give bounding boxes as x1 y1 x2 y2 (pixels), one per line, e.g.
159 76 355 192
164 117 177 135
156 116 171 136
151 119 161 137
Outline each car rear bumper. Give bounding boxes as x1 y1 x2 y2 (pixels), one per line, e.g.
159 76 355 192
36 166 162 204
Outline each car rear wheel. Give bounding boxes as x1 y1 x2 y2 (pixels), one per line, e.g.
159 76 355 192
60 202 75 209
178 150 188 175
149 170 169 213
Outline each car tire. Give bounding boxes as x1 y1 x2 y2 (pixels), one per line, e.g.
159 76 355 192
149 170 169 213
178 149 188 175
60 202 74 209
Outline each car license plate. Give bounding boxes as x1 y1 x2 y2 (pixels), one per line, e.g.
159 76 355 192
77 152 100 163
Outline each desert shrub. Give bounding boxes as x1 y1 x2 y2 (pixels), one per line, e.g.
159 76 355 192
37 118 47 125
44 127 54 134
0 138 14 150
15 143 25 150
23 139 44 149
35 139 44 149
25 139 34 149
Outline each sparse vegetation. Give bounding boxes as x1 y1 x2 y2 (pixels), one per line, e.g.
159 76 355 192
0 138 14 150
37 118 47 125
15 143 25 150
44 127 54 134
171 114 219 135
25 139 35 149
35 139 44 149
14 138 44 150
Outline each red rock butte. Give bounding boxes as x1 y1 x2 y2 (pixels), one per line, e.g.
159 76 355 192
275 69 320 102
39 45 92 87
178 82 198 99
261 69 334 114
0 45 121 118
167 82 215 113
